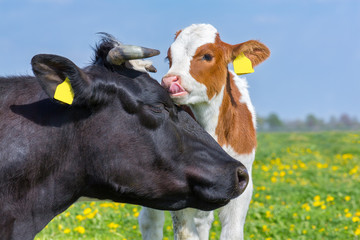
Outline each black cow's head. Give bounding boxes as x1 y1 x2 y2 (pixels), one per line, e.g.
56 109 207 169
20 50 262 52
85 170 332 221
30 34 249 211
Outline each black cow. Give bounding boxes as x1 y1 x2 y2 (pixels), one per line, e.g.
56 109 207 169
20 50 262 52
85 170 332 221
0 34 249 240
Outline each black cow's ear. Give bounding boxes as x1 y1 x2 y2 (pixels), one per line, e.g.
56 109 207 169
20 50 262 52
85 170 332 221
31 54 91 105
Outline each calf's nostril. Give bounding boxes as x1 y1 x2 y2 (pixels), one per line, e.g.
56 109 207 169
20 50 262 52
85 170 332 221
237 167 249 194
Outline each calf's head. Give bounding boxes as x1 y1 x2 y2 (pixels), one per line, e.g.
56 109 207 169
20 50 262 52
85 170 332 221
162 24 270 105
31 34 248 211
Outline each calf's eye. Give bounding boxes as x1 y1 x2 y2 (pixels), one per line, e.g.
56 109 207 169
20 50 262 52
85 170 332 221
202 54 213 62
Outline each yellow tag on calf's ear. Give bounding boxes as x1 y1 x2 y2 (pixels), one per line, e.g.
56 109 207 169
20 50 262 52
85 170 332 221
54 77 74 105
233 52 254 75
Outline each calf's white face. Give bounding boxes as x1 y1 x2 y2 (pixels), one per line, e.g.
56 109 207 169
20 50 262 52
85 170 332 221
162 24 218 105
162 24 270 106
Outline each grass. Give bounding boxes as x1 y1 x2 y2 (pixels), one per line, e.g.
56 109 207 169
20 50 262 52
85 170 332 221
35 131 360 240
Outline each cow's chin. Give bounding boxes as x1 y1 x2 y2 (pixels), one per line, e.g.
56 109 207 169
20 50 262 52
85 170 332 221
131 196 230 212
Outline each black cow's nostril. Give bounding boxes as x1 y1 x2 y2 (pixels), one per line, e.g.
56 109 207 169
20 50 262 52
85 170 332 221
237 167 249 194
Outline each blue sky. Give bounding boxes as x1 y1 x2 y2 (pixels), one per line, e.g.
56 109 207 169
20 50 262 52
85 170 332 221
1 0 359 120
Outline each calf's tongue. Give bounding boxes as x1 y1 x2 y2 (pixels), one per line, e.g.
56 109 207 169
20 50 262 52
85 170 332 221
169 82 186 94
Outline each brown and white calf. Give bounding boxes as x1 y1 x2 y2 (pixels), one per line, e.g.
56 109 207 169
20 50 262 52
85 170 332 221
139 24 270 240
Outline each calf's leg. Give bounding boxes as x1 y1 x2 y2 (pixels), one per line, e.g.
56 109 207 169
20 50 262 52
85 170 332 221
139 207 165 240
171 208 199 240
219 175 253 240
194 210 214 240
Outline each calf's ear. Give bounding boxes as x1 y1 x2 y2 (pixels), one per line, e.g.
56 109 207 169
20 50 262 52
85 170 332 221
231 40 270 67
31 54 90 105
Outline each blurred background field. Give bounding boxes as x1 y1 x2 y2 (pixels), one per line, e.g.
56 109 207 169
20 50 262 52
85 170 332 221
36 131 360 240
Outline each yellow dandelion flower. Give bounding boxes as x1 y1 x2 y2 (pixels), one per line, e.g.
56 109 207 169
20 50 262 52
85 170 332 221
353 217 360 223
314 195 321 201
265 195 271 200
344 226 348 230
349 166 358 175
321 205 327 210
265 211 273 218
100 202 110 208
76 215 86 221
166 226 172 231
345 213 352 218
262 225 269 232
58 224 63 231
134 212 140 218
261 165 269 172
254 193 260 198
356 212 360 217
74 226 85 234
344 208 349 213
83 208 92 215
64 212 70 217
326 196 334 202
342 153 353 160
302 203 311 211
280 171 286 177
345 196 351 201
355 228 360 236
313 201 324 207
302 230 307 234
271 176 277 183
90 201 95 207
213 220 219 226
132 225 137 230
64 228 71 234
299 162 306 169
132 207 138 212
108 222 119 229
306 216 311 220
87 209 98 219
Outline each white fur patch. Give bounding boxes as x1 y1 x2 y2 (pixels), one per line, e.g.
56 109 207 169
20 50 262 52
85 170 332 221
190 86 224 139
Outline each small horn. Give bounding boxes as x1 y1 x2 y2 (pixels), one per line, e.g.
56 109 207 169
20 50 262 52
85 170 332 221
107 45 160 65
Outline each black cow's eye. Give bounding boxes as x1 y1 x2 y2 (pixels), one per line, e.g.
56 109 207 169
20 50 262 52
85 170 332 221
202 54 213 61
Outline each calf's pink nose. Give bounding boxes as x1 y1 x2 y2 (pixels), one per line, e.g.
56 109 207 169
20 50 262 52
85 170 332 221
161 75 179 88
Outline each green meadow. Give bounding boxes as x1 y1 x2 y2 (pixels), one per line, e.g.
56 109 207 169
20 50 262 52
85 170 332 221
36 131 360 240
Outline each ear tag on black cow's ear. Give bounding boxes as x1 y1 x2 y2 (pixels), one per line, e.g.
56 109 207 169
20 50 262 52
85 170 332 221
233 52 254 75
54 77 74 105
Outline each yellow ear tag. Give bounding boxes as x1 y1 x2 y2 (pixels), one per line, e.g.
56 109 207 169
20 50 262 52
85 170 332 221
54 77 74 105
233 52 254 75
